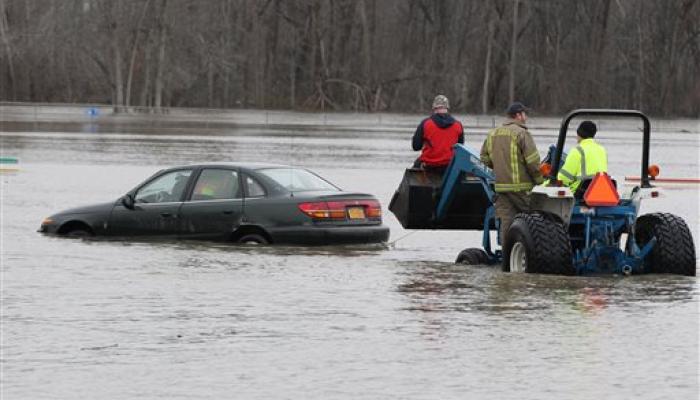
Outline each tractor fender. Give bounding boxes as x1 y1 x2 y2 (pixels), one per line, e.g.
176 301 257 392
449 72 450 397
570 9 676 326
529 186 575 226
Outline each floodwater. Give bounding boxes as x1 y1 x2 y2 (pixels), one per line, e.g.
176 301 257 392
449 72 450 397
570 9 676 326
1 109 699 399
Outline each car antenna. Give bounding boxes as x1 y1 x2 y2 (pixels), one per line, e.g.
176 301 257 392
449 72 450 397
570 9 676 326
289 132 295 197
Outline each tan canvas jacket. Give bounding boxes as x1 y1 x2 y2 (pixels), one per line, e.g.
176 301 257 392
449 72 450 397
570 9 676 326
480 120 544 192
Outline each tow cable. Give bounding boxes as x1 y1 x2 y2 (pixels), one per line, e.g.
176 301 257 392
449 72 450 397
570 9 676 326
387 231 418 248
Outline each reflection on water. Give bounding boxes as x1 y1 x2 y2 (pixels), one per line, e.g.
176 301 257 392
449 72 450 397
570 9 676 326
398 263 696 316
1 117 698 400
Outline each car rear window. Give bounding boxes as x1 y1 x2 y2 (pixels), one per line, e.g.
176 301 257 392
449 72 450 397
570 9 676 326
257 168 339 192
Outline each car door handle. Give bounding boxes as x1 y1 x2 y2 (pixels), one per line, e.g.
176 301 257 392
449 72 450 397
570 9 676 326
222 210 234 215
160 212 176 218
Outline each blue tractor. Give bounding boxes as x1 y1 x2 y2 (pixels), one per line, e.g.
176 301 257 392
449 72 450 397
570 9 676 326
389 109 696 276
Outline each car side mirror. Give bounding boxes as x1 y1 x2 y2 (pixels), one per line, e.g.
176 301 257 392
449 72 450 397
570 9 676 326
121 194 135 209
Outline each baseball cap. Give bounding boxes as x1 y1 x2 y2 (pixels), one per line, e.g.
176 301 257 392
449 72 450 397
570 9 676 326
506 101 529 115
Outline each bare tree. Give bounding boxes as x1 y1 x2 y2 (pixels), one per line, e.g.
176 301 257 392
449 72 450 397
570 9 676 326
508 0 520 104
152 0 168 112
1 0 698 117
0 0 16 100
125 0 151 110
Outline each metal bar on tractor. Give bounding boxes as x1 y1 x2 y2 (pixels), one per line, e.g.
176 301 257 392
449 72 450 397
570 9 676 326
550 109 651 188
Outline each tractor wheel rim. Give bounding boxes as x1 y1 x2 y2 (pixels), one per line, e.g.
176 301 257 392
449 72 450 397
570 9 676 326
510 242 527 273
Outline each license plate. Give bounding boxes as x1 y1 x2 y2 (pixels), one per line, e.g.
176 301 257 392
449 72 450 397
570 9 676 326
347 207 365 219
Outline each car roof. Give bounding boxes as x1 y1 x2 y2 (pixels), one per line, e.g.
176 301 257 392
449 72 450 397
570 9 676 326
163 162 299 172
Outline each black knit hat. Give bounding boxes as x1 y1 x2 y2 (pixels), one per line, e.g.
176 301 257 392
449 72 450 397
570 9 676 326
577 121 597 138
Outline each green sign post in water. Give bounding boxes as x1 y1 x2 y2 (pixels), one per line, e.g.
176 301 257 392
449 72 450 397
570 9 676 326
0 157 19 164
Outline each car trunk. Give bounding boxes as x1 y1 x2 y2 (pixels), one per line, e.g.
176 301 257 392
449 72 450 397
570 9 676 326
294 191 383 226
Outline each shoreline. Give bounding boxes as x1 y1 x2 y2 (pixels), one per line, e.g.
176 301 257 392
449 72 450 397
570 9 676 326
1 102 698 134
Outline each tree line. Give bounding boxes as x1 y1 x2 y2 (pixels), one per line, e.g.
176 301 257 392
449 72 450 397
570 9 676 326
1 0 698 117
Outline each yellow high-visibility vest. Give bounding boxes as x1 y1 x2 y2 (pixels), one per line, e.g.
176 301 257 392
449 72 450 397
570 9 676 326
557 138 608 191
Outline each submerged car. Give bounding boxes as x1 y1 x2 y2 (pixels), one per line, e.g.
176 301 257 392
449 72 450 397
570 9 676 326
39 163 390 245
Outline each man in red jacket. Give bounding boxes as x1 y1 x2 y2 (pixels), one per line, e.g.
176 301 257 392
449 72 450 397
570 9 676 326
412 95 465 171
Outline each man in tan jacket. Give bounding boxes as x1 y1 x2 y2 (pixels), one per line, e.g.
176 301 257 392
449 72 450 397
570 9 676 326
480 102 543 247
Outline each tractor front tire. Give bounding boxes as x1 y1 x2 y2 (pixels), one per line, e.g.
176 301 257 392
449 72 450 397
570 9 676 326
503 213 574 275
455 248 490 265
635 213 696 276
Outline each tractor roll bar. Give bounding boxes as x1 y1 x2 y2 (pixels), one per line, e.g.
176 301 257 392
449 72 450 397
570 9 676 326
550 109 652 188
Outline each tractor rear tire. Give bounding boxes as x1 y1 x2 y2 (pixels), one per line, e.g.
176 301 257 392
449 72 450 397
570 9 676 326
635 213 696 276
503 213 574 275
455 248 490 265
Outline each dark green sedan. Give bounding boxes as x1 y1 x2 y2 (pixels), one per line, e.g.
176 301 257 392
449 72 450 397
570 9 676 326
39 163 389 245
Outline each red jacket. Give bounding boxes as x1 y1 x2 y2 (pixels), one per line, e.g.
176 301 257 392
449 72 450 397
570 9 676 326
412 114 464 166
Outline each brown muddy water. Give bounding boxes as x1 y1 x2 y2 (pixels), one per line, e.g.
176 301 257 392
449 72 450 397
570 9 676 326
1 110 699 399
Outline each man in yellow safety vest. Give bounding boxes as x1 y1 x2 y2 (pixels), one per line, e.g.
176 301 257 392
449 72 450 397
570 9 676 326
557 121 608 194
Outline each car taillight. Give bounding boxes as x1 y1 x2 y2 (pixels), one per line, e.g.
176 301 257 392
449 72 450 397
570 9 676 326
365 200 382 218
298 200 382 220
324 202 349 219
298 202 336 219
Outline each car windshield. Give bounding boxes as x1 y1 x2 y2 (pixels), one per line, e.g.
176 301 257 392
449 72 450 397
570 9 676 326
257 168 339 192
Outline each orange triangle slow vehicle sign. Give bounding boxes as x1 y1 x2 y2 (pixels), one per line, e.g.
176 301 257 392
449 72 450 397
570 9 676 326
584 172 620 207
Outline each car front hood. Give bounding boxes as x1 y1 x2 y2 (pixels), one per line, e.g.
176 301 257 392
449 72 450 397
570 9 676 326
51 201 117 219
